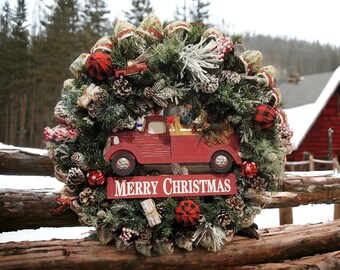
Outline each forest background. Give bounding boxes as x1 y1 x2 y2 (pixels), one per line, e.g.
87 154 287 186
1 0 339 148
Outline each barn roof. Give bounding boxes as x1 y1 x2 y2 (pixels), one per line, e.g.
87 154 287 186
280 71 334 109
281 67 340 149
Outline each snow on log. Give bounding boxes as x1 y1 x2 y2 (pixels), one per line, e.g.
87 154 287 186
0 147 53 176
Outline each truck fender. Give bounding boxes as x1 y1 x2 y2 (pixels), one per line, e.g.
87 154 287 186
206 145 242 165
104 142 142 162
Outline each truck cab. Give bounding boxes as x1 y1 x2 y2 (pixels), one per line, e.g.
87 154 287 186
104 115 241 176
114 60 148 78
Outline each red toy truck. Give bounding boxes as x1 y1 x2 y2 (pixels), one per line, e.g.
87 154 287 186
114 60 148 78
104 115 242 176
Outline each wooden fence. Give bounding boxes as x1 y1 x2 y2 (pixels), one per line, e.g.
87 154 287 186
283 155 340 224
285 154 339 172
1 148 340 269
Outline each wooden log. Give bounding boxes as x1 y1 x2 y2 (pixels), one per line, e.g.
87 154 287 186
267 190 340 208
283 174 340 192
228 250 340 269
1 187 340 231
0 221 339 270
0 149 54 176
279 207 293 225
0 189 79 232
334 203 340 220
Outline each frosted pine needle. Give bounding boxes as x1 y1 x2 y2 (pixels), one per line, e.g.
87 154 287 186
179 39 222 82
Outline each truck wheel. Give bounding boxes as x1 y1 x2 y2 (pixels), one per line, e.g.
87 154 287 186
139 70 144 75
210 151 233 174
111 152 136 176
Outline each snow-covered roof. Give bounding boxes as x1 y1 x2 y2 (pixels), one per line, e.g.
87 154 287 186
283 67 340 149
280 71 334 109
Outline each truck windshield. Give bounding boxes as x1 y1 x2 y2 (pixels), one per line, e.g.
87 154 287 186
148 121 166 134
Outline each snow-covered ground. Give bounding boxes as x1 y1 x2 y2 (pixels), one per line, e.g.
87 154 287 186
0 143 335 243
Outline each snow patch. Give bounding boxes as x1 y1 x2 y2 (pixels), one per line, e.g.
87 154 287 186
0 175 64 191
0 227 95 243
0 142 48 156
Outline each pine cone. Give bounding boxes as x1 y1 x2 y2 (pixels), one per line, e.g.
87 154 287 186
152 96 168 107
54 100 70 119
113 78 132 98
93 88 108 104
143 79 166 98
225 196 245 211
71 152 90 171
156 202 166 217
79 187 96 206
219 70 241 84
171 163 189 175
251 176 267 193
135 239 152 256
199 74 219 93
143 86 157 98
66 167 86 191
96 226 114 245
143 80 173 107
139 226 153 241
216 210 232 227
154 238 174 256
88 102 103 118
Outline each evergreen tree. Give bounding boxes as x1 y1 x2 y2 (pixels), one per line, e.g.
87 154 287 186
31 0 48 36
123 0 153 25
0 1 11 86
40 0 81 83
32 0 82 146
0 0 30 146
174 0 188 22
190 0 210 25
0 1 11 36
80 0 110 48
11 0 29 57
0 1 12 143
11 0 30 144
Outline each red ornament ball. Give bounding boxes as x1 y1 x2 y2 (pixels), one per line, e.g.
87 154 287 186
87 170 106 186
253 104 276 129
86 52 113 81
241 161 258 178
175 200 200 226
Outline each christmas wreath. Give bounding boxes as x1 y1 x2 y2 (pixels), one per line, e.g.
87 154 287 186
45 14 293 256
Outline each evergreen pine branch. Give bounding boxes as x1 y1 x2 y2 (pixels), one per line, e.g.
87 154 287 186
111 38 145 69
185 23 204 45
146 37 185 80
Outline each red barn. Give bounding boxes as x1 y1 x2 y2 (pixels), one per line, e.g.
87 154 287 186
281 67 340 161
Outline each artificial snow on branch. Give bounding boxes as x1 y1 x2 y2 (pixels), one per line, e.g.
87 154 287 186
179 39 221 82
